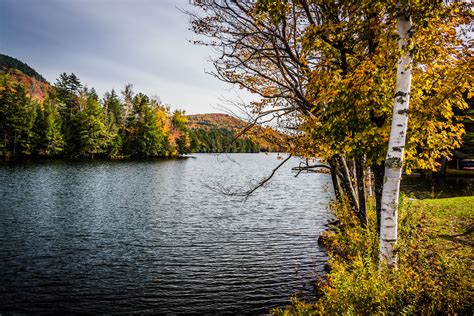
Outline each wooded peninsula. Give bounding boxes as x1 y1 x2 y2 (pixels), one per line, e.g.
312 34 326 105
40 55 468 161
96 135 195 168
0 54 270 160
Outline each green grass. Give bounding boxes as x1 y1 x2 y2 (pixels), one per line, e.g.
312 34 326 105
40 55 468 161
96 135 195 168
412 197 473 262
418 196 474 217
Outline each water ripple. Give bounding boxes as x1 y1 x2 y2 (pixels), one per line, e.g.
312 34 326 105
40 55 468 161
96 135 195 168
0 154 333 314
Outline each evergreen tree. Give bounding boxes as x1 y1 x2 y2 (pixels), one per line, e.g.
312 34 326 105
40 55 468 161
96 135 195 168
54 72 82 108
104 89 123 125
54 73 83 156
125 93 165 157
103 89 124 157
76 91 110 158
32 97 64 157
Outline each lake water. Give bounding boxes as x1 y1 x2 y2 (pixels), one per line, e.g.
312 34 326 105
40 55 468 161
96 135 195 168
0 154 334 314
400 175 474 199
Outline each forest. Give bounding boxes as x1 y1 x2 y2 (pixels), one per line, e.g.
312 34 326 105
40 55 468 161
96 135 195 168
189 128 259 153
0 72 188 159
0 69 261 160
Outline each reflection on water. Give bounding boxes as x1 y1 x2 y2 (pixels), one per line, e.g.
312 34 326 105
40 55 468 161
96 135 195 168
0 154 333 314
401 175 474 199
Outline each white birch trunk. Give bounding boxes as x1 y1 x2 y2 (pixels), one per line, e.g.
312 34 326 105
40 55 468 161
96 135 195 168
367 167 373 197
379 7 413 267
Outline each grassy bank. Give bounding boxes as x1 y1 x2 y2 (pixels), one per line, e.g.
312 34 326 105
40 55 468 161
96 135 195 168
273 196 473 315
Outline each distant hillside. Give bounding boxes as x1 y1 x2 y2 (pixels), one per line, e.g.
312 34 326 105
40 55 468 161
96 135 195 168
187 113 247 130
186 113 283 152
0 54 50 100
0 54 47 83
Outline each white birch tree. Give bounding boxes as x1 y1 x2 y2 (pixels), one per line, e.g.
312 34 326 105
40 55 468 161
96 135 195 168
379 2 413 267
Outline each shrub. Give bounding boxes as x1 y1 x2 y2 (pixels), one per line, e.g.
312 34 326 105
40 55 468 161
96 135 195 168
272 197 473 315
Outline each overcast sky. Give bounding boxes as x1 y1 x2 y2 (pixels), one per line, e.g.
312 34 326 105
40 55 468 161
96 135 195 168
0 0 249 114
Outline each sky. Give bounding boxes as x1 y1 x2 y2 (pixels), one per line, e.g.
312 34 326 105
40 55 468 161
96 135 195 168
0 0 249 114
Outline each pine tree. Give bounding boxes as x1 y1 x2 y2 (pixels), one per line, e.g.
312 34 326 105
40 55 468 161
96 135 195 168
76 92 110 158
54 72 82 108
54 73 83 156
33 97 64 157
103 89 124 157
104 89 123 125
125 93 165 157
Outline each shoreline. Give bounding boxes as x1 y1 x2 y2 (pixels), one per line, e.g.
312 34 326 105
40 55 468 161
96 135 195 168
273 195 474 314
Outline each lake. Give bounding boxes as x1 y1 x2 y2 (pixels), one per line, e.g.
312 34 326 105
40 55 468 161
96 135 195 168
400 174 474 199
0 153 334 314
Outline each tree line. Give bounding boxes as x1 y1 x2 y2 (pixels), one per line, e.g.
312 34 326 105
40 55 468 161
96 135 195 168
0 72 193 160
189 128 259 153
0 71 267 160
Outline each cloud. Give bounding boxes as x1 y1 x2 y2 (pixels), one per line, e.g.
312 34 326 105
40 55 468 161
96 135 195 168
0 0 249 114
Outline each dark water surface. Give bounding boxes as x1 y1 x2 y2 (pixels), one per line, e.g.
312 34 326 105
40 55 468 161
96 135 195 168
0 154 334 315
400 175 474 199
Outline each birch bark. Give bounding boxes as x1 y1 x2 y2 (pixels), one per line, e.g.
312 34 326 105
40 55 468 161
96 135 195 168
379 5 413 267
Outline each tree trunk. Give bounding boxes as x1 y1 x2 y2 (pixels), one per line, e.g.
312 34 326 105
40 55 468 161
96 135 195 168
351 159 358 191
372 162 385 234
355 159 367 227
439 157 448 176
379 7 413 267
366 167 373 197
338 155 359 213
329 156 343 201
